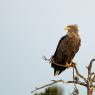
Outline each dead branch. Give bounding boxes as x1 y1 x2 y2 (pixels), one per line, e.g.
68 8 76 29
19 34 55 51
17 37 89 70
31 79 86 93
92 74 95 82
32 58 95 95
86 59 95 95
43 56 75 68
87 59 95 81
74 65 87 83
88 59 95 73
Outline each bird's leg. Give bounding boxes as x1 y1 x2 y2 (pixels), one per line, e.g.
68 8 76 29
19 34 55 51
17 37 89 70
70 61 76 67
66 62 76 68
65 62 72 68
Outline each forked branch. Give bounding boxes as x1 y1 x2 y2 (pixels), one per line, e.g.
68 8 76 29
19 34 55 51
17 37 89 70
31 79 86 93
74 65 87 82
87 59 95 80
31 58 95 95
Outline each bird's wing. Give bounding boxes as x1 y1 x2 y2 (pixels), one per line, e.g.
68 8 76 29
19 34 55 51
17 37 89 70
53 35 68 64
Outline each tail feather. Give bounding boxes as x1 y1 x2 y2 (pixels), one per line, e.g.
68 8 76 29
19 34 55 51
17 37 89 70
54 69 61 76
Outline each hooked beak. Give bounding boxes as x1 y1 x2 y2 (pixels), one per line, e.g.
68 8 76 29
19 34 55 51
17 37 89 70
64 26 70 31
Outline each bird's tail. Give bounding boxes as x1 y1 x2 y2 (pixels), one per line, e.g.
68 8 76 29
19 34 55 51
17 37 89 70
54 69 61 76
50 57 62 76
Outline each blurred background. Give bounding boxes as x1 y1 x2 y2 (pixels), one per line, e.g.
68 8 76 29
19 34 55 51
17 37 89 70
0 0 95 95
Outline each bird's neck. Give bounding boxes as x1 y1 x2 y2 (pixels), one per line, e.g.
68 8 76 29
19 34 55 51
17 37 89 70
67 31 79 39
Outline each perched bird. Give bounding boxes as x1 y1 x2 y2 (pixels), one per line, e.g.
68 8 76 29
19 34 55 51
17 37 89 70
50 24 81 75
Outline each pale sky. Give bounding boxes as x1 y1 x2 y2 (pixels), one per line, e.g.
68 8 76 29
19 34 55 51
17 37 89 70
0 0 95 95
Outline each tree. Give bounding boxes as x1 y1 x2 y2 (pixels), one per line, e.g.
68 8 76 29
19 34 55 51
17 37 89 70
32 59 95 95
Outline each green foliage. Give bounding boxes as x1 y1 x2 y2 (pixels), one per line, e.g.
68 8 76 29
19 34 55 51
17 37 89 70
34 86 63 95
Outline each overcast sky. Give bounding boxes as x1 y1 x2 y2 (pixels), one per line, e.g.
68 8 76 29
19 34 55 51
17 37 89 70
0 0 95 95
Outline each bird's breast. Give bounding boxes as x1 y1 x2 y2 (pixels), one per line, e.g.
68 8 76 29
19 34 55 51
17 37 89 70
64 36 80 54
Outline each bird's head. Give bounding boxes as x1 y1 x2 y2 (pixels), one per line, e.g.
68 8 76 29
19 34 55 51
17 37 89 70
64 24 78 32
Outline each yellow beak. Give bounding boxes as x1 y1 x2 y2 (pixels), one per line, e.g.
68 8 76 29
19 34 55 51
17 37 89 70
64 26 70 30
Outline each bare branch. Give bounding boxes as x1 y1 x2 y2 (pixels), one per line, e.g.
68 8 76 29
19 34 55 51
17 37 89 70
87 59 95 84
91 74 95 82
86 59 95 95
65 80 87 86
74 65 87 82
88 59 95 80
31 80 86 93
41 58 95 95
42 56 51 62
87 59 95 73
31 80 58 93
43 56 75 68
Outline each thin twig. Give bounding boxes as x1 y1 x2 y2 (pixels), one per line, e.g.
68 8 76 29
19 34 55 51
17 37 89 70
92 74 95 82
43 56 75 68
88 59 95 73
86 59 95 95
87 59 95 84
74 65 87 83
73 67 77 89
31 80 87 93
88 59 95 80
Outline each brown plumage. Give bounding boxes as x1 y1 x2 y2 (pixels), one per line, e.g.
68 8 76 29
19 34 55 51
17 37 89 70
50 24 81 75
